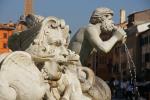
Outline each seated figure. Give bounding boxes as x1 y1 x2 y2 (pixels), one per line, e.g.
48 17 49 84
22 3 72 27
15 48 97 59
69 7 126 65
5 12 122 100
68 7 127 100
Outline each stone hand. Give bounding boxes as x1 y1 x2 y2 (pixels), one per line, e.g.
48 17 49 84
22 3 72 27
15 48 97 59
113 27 127 43
122 34 127 44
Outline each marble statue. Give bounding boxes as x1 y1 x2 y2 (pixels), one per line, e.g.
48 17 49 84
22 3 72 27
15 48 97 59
0 7 126 99
68 7 127 100
69 7 127 66
4 14 101 100
0 51 52 100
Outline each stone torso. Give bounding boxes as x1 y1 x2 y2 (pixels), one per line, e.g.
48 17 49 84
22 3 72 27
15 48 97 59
69 24 100 66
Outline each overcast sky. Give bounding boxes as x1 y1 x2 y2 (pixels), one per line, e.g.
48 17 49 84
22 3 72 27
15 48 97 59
0 0 150 34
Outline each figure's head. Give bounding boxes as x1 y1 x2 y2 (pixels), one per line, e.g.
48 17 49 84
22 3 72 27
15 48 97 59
89 7 116 33
35 17 69 61
90 7 113 24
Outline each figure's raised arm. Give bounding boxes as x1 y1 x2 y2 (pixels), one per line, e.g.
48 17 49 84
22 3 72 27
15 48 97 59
85 26 115 53
85 26 126 53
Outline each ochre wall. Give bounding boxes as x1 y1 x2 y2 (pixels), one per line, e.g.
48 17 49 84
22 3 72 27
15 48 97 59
0 29 13 53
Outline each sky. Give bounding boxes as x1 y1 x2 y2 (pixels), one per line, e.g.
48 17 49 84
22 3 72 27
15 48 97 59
0 0 150 35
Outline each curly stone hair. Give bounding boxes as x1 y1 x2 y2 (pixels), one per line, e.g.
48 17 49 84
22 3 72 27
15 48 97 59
89 7 113 24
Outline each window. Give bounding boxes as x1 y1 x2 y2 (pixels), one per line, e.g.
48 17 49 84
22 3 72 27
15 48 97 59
3 43 7 48
148 36 150 44
145 53 150 62
121 46 125 52
141 36 149 46
140 38 144 46
113 64 119 73
96 54 99 66
3 33 7 38
121 63 127 70
144 37 148 45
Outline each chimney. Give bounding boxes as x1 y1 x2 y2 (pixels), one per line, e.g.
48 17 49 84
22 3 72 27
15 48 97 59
24 0 33 16
120 9 126 24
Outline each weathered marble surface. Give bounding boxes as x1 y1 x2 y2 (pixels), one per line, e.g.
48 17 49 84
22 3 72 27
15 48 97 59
0 14 94 100
69 7 127 65
68 7 127 100
0 51 50 100
0 7 127 99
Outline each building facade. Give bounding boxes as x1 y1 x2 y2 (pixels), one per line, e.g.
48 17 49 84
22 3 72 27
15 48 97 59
0 0 33 53
121 9 150 77
0 23 15 53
